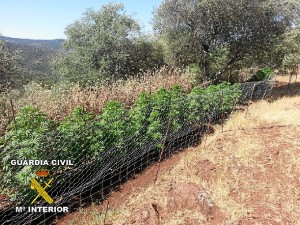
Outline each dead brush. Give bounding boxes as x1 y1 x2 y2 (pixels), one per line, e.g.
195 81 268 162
0 89 21 136
0 66 193 134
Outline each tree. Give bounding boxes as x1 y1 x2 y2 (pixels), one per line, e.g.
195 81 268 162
154 0 300 83
0 40 21 87
280 23 300 67
52 3 164 84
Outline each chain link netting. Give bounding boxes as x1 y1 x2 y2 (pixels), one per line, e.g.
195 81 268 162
0 80 274 225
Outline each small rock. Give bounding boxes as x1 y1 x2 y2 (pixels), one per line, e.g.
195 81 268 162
167 183 219 221
190 160 216 181
126 203 161 225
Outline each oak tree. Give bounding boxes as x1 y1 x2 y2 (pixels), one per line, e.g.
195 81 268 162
154 0 300 83
53 3 164 84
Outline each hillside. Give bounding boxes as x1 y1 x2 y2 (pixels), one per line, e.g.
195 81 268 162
0 36 64 87
58 76 300 225
0 36 63 50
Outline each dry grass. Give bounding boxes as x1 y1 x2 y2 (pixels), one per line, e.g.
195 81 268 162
0 67 193 134
274 74 298 83
63 80 300 225
195 89 300 223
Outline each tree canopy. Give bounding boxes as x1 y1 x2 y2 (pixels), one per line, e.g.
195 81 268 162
281 23 300 67
154 0 300 83
52 3 164 84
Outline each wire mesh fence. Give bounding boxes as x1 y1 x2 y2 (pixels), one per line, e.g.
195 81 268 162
0 80 274 225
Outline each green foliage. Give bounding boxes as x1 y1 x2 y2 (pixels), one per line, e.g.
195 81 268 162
169 85 186 132
147 88 171 140
128 92 152 145
154 0 299 81
186 82 241 123
0 37 62 89
129 86 186 144
281 27 300 67
56 107 94 162
186 86 205 124
1 83 242 203
0 106 51 202
52 3 165 85
131 37 165 72
94 101 127 151
248 67 274 82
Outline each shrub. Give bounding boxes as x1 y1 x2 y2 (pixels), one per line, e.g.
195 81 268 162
0 106 52 202
55 107 94 162
169 85 186 132
93 101 127 151
248 67 274 82
128 92 153 146
147 88 172 140
186 86 205 124
186 82 242 123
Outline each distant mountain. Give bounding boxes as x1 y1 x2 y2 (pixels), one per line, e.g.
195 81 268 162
0 36 65 87
0 36 64 50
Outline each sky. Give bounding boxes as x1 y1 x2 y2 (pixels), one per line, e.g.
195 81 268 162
0 0 162 40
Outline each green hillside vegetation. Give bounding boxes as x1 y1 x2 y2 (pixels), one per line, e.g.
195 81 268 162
0 36 63 50
0 36 64 88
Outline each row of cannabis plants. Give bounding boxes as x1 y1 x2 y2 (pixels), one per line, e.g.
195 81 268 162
0 82 241 202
